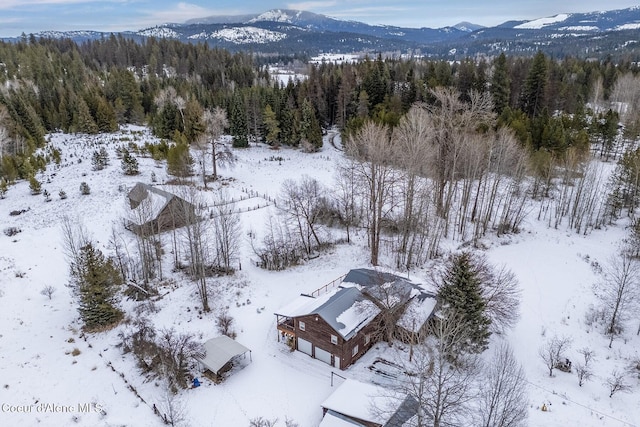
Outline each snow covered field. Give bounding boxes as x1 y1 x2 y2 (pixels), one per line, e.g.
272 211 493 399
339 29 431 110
0 126 638 427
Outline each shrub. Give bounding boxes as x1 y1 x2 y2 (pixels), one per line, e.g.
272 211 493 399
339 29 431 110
4 227 21 237
29 176 42 195
79 182 90 195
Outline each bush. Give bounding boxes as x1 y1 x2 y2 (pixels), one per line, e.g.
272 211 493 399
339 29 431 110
3 227 21 237
43 189 51 202
0 178 8 199
79 182 90 195
216 310 237 339
59 189 67 200
91 147 109 171
121 149 140 175
29 176 42 195
40 285 56 299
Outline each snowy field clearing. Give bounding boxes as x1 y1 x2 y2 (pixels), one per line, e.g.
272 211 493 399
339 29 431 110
0 126 639 427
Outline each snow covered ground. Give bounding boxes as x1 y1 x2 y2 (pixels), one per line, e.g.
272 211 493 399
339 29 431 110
0 126 638 427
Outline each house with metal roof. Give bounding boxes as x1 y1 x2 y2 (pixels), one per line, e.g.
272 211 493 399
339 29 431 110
274 269 436 370
125 182 196 235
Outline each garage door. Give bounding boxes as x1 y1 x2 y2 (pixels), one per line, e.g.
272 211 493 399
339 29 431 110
315 347 332 365
297 338 312 356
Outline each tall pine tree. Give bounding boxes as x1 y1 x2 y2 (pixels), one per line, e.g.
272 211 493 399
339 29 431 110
519 51 548 117
437 252 491 353
71 243 123 331
491 53 510 114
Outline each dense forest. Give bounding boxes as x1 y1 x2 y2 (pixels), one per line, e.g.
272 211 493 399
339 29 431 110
2 36 640 258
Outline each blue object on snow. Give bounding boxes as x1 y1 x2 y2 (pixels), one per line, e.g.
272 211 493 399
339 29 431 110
192 378 200 388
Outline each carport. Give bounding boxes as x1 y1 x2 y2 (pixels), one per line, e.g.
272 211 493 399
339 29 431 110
197 335 252 379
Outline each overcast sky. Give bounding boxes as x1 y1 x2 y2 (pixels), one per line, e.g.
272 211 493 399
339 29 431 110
1 0 638 37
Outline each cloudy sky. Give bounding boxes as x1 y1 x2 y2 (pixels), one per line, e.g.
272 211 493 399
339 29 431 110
1 0 638 37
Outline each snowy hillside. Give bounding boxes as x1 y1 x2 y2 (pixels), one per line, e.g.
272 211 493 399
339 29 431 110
209 27 287 44
0 126 639 426
137 26 181 39
515 14 571 29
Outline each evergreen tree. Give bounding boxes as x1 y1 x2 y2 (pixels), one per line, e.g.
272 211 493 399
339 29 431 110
0 178 8 199
94 98 118 133
121 148 139 175
70 243 123 330
29 175 41 195
491 53 510 114
73 98 99 134
519 51 548 117
167 143 193 177
91 147 109 171
80 181 91 195
182 99 205 144
299 99 322 151
229 93 248 148
262 105 280 146
437 252 491 353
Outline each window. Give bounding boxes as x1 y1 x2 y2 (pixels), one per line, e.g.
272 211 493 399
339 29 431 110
331 335 338 345
352 345 359 356
365 334 370 345
299 321 305 331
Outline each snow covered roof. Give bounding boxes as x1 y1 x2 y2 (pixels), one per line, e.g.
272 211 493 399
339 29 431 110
319 410 364 427
197 336 251 375
321 379 416 426
317 287 380 340
397 293 437 332
127 182 175 224
275 287 380 340
275 269 434 340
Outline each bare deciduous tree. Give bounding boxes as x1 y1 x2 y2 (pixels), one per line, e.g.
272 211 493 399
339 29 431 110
60 215 90 278
40 285 56 300
157 380 188 427
157 328 204 391
599 253 640 347
538 335 572 377
361 271 413 345
251 213 302 271
211 192 241 273
394 309 480 427
203 107 231 182
347 121 397 266
475 257 521 334
178 188 211 311
333 159 361 243
476 342 528 427
280 176 327 255
575 347 595 386
605 370 631 398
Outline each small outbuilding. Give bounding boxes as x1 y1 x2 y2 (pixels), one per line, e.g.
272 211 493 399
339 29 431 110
320 379 418 427
125 182 196 235
197 335 252 380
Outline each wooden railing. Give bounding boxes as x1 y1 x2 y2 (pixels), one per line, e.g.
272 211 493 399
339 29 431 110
308 274 346 298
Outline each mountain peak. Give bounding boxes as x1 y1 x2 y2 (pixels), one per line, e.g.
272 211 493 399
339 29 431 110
452 21 484 32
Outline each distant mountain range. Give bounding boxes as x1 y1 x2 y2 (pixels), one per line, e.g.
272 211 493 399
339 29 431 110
7 7 640 58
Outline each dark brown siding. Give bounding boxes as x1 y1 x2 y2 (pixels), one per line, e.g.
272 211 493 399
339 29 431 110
294 313 380 370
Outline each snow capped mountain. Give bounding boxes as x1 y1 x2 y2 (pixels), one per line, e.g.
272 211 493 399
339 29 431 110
7 6 640 59
453 21 485 32
514 13 571 29
137 26 180 39
209 27 287 44
248 9 304 24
